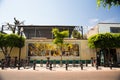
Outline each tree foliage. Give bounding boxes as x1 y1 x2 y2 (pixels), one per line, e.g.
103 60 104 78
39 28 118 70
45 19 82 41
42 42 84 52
52 28 69 45
0 33 25 58
72 30 82 39
88 33 120 64
97 0 120 8
88 33 120 49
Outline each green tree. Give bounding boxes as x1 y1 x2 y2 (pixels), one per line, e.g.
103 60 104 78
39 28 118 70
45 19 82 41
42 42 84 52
88 33 119 48
16 35 25 48
72 30 82 39
0 33 25 59
52 28 69 45
0 33 8 57
88 33 120 65
52 28 69 66
97 0 120 8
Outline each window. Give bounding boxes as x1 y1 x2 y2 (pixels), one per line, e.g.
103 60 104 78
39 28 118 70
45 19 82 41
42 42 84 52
110 27 120 33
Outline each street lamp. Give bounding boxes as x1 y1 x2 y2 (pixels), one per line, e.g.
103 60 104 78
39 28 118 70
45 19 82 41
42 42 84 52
18 27 23 70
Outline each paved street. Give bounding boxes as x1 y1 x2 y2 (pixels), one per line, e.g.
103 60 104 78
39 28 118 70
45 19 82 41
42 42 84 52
0 64 120 80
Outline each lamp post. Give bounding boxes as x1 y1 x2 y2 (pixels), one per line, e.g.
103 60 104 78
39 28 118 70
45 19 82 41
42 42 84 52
18 27 23 70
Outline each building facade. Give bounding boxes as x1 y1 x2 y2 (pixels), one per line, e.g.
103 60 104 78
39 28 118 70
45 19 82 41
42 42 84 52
0 24 120 65
87 23 120 65
0 25 96 63
87 23 120 38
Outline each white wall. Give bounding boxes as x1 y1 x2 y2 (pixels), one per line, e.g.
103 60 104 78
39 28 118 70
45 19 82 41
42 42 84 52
98 23 120 33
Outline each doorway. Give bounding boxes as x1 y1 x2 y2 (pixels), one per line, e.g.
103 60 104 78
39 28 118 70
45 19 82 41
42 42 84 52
99 49 117 66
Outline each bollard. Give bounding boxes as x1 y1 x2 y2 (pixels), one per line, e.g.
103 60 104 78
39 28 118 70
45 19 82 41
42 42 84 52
65 63 68 70
109 63 112 70
53 60 56 67
73 60 75 67
40 59 43 67
46 61 49 68
85 60 88 67
33 59 36 70
91 57 94 67
1 59 5 70
92 63 94 67
18 61 21 70
27 56 30 66
79 61 81 67
20 59 24 68
80 63 83 70
14 57 17 68
6 56 11 67
49 62 52 70
23 60 26 69
46 57 50 67
96 64 98 70
60 60 63 67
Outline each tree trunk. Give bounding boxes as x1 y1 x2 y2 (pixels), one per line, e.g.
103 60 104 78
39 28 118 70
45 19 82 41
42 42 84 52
60 45 63 67
108 48 111 65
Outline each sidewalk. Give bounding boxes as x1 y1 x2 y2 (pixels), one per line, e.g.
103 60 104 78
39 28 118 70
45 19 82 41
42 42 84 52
0 64 120 72
0 64 120 80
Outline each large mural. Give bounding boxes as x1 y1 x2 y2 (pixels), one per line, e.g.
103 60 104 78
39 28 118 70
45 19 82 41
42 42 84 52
28 43 79 57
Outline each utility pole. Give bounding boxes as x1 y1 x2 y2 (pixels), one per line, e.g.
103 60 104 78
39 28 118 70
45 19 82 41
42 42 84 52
81 26 83 39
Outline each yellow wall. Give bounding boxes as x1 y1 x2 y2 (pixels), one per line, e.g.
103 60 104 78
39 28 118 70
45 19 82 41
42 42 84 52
0 39 96 60
0 51 4 59
80 40 96 60
0 46 26 60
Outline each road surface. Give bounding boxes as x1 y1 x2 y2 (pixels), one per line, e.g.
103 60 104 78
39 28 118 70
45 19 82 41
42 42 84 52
0 69 120 80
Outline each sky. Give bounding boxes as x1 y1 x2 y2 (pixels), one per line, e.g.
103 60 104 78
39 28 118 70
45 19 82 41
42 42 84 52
0 0 120 32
